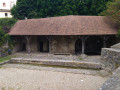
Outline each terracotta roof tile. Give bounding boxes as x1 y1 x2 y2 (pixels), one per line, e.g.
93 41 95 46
9 15 118 35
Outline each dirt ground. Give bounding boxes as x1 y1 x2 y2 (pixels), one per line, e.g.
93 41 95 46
0 64 108 90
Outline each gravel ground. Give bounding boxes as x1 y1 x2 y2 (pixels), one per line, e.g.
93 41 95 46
0 64 108 90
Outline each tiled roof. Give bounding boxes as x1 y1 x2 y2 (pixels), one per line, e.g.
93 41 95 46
9 15 118 35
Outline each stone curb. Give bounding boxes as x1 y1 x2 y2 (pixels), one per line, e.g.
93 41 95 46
0 60 11 65
10 58 102 70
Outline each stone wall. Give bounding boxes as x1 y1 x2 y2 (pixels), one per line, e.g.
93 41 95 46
101 48 120 72
99 67 120 90
29 36 38 52
13 37 26 52
51 36 77 54
13 41 21 52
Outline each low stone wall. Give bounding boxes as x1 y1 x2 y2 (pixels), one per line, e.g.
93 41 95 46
10 58 102 70
101 48 120 72
99 67 120 90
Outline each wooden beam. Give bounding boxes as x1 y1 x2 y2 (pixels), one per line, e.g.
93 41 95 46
102 35 110 48
25 36 32 54
46 36 53 54
79 36 89 54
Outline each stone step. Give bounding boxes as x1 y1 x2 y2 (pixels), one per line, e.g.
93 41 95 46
10 58 103 70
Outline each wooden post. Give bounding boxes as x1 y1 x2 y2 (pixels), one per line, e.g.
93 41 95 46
25 36 31 54
49 40 52 54
79 36 89 54
46 36 52 54
103 36 106 48
82 40 85 54
102 36 110 48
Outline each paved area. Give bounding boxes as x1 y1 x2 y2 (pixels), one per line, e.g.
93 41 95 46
0 64 108 90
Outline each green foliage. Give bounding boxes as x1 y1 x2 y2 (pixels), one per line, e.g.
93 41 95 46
101 0 120 36
11 0 113 19
101 0 120 23
0 18 17 32
0 18 17 49
0 27 7 47
0 55 16 63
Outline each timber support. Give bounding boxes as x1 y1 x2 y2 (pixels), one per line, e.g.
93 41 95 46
102 35 110 48
25 36 32 54
46 36 53 54
79 36 89 54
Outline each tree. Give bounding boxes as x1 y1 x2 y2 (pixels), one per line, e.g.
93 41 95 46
0 27 8 47
0 18 17 33
101 0 120 24
0 18 17 49
101 0 120 35
11 0 113 20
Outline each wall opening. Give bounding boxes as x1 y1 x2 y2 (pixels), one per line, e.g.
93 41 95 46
39 41 43 52
75 38 82 54
21 43 26 51
85 36 103 55
106 36 117 48
38 37 49 52
5 13 8 17
3 3 6 7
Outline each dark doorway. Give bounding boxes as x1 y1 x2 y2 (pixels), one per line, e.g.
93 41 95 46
106 36 116 48
38 37 49 52
21 43 26 51
85 36 103 55
39 41 43 52
75 39 82 54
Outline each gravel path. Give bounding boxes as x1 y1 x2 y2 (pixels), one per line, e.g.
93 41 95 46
0 64 107 90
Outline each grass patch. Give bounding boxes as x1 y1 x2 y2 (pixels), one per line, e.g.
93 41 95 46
78 56 83 60
1 87 21 90
0 55 16 63
116 64 120 68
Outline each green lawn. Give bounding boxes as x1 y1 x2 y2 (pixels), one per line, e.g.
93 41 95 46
0 55 15 63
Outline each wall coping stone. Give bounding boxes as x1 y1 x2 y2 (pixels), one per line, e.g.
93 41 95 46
102 48 120 52
111 43 120 49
